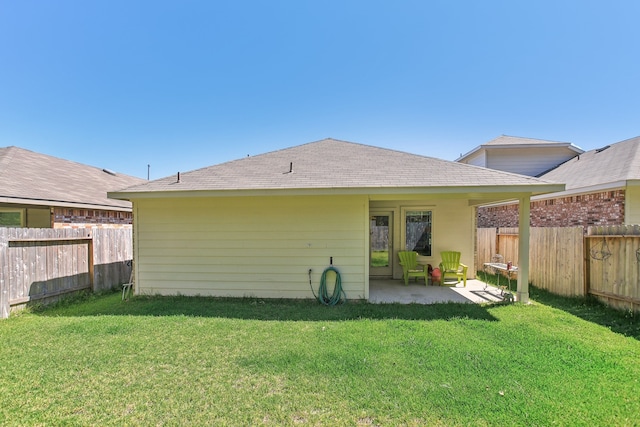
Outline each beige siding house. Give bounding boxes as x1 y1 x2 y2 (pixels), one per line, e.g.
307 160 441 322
110 138 564 302
628 185 640 225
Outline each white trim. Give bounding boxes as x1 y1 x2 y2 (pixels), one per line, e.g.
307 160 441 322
456 141 583 162
456 146 483 162
478 181 629 208
369 209 394 278
532 181 627 200
0 196 133 212
109 184 565 201
401 206 435 263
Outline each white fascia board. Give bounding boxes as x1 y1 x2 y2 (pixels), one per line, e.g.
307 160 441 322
531 180 627 200
455 146 482 162
567 144 585 154
110 183 565 201
456 141 584 163
478 180 628 208
0 196 133 211
485 143 584 154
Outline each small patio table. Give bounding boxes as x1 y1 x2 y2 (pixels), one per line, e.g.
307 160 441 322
483 262 518 296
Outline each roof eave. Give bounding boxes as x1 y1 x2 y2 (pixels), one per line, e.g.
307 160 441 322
0 196 133 212
486 142 583 151
455 146 482 162
109 183 565 201
455 143 583 163
479 180 638 207
532 180 635 200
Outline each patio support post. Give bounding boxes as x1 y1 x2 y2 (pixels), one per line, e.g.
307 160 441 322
517 195 531 303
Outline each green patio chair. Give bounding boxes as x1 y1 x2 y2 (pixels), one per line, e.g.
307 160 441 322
439 251 468 287
398 251 428 285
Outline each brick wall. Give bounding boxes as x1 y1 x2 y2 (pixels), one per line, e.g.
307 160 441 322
478 190 625 228
53 208 133 229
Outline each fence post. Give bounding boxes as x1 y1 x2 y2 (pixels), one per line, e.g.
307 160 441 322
0 230 8 319
88 235 95 292
583 232 590 297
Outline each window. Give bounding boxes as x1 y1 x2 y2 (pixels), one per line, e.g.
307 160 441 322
405 210 432 256
0 209 23 227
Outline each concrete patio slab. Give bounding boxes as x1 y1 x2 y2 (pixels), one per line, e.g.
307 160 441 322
369 278 511 304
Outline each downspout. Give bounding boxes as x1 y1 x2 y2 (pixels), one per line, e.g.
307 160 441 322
517 195 531 303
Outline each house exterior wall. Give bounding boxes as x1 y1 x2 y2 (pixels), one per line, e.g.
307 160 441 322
53 208 133 229
132 195 368 299
485 147 577 177
626 185 640 225
25 208 51 228
478 190 626 228
0 206 133 228
0 206 50 228
464 151 486 167
370 199 476 278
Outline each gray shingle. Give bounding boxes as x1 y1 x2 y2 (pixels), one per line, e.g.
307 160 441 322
115 138 557 194
540 136 640 189
0 146 146 209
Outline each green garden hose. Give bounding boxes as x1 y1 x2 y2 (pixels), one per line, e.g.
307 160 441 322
310 266 346 306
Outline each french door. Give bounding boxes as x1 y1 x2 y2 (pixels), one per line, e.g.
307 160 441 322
370 212 393 277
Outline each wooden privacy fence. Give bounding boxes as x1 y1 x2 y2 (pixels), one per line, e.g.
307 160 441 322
477 225 640 312
0 227 133 319
477 227 519 269
370 225 389 251
586 225 640 312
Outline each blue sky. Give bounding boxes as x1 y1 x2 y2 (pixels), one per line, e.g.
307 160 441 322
1 1 638 180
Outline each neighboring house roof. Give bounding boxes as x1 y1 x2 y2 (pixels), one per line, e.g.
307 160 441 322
539 136 640 194
0 146 146 210
111 138 563 204
456 135 583 162
485 135 577 147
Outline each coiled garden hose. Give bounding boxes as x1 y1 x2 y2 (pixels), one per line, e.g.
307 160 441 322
308 266 346 306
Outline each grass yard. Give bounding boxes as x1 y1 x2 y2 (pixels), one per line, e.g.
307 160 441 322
1 288 639 426
370 250 389 267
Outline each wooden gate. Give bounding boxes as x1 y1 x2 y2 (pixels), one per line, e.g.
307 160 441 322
1 227 133 319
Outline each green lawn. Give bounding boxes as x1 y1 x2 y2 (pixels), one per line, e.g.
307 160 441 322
371 250 389 267
0 288 638 426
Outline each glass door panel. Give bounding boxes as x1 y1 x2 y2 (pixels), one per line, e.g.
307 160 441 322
370 213 392 276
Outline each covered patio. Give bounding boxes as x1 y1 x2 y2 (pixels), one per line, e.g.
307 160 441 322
369 279 510 304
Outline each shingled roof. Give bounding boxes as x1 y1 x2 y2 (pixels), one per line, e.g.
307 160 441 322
540 136 640 191
456 135 583 163
484 135 576 147
111 138 562 201
0 146 145 210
